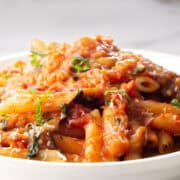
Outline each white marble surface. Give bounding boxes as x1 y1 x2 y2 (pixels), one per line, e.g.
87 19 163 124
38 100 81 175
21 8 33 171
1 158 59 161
0 0 180 56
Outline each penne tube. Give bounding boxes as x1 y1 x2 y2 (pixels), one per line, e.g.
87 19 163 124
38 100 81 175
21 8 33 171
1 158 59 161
52 134 84 155
0 148 66 162
158 131 174 154
146 129 159 149
151 113 180 135
138 100 180 115
84 109 103 162
0 147 27 159
0 91 77 114
124 126 147 160
103 106 129 160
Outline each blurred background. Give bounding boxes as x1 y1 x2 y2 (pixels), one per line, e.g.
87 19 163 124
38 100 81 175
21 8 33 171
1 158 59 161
0 0 180 56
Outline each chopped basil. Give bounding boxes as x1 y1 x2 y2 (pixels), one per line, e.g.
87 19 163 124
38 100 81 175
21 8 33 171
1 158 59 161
4 73 12 80
31 51 47 57
27 137 39 158
35 91 52 125
30 51 46 68
72 55 91 73
14 62 21 68
105 89 130 101
35 100 42 125
171 98 180 108
132 65 145 75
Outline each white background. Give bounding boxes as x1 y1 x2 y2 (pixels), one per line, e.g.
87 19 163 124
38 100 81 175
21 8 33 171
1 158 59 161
0 0 180 56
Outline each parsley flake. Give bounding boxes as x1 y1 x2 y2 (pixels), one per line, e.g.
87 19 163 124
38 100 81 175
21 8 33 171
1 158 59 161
35 90 52 125
132 65 145 75
30 51 47 68
171 98 180 108
72 55 91 73
4 73 12 80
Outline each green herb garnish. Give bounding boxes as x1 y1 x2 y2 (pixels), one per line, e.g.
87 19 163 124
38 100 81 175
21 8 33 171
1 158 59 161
35 100 42 125
35 90 52 125
132 65 145 75
105 89 130 100
4 73 12 80
171 98 180 108
27 137 39 158
30 51 46 68
72 55 91 73
14 62 21 68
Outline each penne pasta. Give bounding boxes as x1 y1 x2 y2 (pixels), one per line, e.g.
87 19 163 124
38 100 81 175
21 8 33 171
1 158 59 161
84 109 103 162
138 100 180 115
0 148 66 162
103 106 129 160
145 129 159 149
0 91 77 114
53 134 84 155
158 131 174 154
124 127 147 160
151 113 180 135
0 35 179 162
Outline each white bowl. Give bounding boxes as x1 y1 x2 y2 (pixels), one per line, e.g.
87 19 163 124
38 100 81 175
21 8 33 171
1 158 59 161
0 50 179 180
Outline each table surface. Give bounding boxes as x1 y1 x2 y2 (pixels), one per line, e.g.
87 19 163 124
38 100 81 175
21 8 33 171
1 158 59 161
0 0 180 56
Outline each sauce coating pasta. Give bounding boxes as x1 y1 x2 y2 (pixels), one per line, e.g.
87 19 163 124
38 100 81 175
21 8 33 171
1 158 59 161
0 35 179 162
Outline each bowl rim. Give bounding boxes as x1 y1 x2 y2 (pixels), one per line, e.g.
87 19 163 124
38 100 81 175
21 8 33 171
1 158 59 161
0 49 179 167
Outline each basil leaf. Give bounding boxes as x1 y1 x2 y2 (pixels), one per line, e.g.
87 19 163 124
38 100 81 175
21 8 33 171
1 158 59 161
35 91 52 125
132 65 145 75
30 51 47 68
171 98 180 108
4 73 12 80
72 55 91 73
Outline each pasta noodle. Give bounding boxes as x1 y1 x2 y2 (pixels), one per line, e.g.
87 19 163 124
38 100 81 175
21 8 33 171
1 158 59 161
158 131 174 154
84 109 102 162
0 35 179 162
124 127 147 160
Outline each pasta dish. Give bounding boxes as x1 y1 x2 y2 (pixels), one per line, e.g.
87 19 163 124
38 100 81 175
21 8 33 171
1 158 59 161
0 35 179 162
